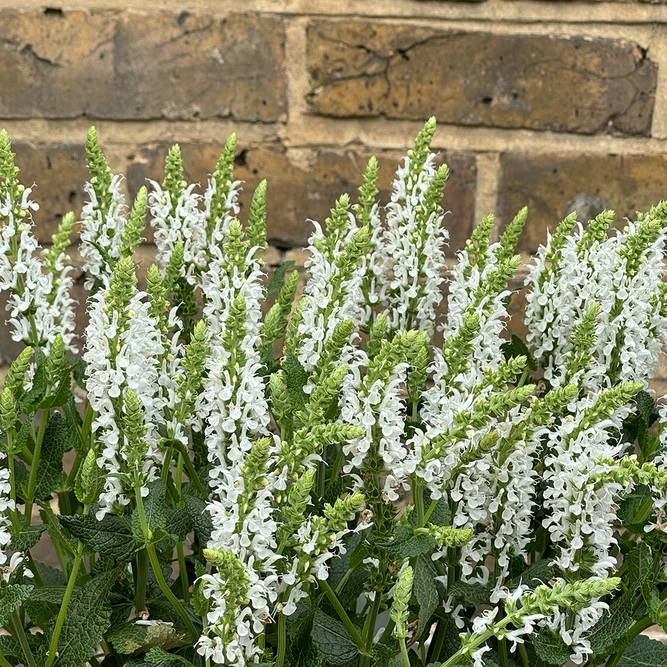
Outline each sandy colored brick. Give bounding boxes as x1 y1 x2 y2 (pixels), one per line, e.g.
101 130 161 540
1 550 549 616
0 9 286 121
12 143 89 244
127 143 476 250
307 20 656 136
497 152 667 254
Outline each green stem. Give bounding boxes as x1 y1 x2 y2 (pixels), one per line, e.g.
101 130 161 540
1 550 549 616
275 611 287 667
134 548 148 613
423 499 438 525
413 477 424 527
25 408 49 524
518 643 530 667
7 449 20 529
11 609 38 667
318 578 363 648
441 617 512 667
0 652 13 667
134 479 197 638
44 542 84 667
177 541 190 603
359 590 382 667
400 638 411 667
426 619 446 664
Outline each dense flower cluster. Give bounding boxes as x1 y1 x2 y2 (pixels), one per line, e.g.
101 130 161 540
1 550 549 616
0 121 666 667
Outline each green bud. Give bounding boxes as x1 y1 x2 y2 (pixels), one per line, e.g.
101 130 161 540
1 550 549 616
247 179 267 255
163 144 184 212
45 334 65 385
44 211 75 274
122 389 148 470
427 525 474 548
391 566 414 640
4 346 32 399
354 156 379 226
75 448 105 506
0 387 16 434
120 186 147 258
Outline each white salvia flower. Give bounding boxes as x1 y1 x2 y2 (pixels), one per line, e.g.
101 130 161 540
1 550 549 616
526 212 667 390
204 174 241 247
80 174 128 289
0 185 76 354
0 450 14 567
84 272 165 519
379 153 448 336
149 181 208 281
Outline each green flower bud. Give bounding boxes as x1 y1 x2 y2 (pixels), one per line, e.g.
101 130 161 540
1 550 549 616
122 389 148 471
354 156 379 226
427 525 474 548
247 179 267 255
4 346 32 399
391 566 414 640
120 186 147 258
0 387 16 435
75 448 105 506
45 334 65 385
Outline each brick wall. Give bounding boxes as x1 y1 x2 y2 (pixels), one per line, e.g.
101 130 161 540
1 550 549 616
1 0 667 383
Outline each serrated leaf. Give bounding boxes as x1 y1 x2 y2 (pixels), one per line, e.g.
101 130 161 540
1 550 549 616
284 354 308 413
385 525 435 560
311 610 359 665
588 589 634 659
59 513 136 560
34 560 66 585
413 556 438 640
108 620 186 654
9 523 46 550
184 495 212 544
531 631 572 665
267 260 296 297
0 584 33 626
619 486 653 530
133 480 167 543
53 570 116 667
625 542 653 592
34 411 68 500
618 635 667 666
29 586 66 604
447 581 490 607
63 394 86 456
20 349 47 412
145 646 199 666
509 559 553 590
166 505 192 541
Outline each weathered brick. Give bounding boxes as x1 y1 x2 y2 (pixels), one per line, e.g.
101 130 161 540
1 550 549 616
127 144 476 250
12 143 89 244
307 21 656 135
497 152 667 254
0 10 286 121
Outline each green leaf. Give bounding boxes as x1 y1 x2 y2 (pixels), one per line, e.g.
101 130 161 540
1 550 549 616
9 522 46 550
59 513 136 560
588 589 634 659
618 635 667 666
501 334 537 371
63 394 86 456
531 631 572 665
166 505 192 541
108 620 186 654
413 556 438 640
20 348 47 412
508 559 554 590
625 542 653 592
385 525 436 561
267 260 296 297
53 570 116 667
619 486 654 531
636 390 659 426
34 411 68 500
184 495 212 544
287 602 320 667
0 584 33 626
284 354 308 413
447 581 490 608
311 609 359 665
29 586 66 604
133 480 167 543
145 646 199 666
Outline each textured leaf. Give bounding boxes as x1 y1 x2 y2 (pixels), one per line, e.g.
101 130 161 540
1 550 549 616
60 513 136 560
447 581 490 607
619 486 653 530
133 480 167 543
284 354 308 413
54 570 116 667
145 647 199 666
532 631 572 665
588 590 634 658
618 635 667 666
108 620 186 654
184 495 212 544
267 260 296 297
287 602 320 667
166 505 192 541
9 523 46 550
29 586 66 604
0 584 33 626
385 525 435 560
636 390 659 426
625 542 653 592
413 556 438 640
311 609 359 665
34 411 68 499
508 558 553 590
63 394 86 456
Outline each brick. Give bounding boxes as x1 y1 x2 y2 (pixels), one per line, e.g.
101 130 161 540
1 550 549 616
307 21 656 136
12 143 89 244
127 144 476 250
497 152 667 254
0 10 286 121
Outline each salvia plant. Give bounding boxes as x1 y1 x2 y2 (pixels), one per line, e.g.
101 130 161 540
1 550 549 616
1 120 667 667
